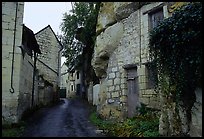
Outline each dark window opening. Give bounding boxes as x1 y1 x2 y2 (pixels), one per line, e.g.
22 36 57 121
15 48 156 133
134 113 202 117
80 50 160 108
149 8 164 30
77 71 79 79
146 62 158 89
71 85 74 91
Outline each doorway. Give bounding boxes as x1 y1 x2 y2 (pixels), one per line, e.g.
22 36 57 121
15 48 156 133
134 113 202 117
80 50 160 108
124 64 140 118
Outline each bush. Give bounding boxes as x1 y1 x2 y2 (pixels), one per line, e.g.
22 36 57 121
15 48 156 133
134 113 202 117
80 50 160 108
2 121 26 137
89 105 160 137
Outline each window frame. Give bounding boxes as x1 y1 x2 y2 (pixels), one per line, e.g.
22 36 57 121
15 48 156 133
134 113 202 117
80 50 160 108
148 7 164 31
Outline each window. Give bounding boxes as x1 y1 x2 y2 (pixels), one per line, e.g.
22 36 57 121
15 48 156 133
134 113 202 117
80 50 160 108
76 71 79 79
146 62 158 89
71 85 74 91
149 8 164 30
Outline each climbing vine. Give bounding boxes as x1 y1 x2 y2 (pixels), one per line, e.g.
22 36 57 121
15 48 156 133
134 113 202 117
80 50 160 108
149 2 202 103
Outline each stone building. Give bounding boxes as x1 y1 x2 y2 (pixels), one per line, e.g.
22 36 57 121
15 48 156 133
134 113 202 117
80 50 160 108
92 2 171 120
2 2 63 124
60 62 69 97
2 2 41 123
66 72 76 98
60 62 68 89
91 2 202 136
35 25 63 104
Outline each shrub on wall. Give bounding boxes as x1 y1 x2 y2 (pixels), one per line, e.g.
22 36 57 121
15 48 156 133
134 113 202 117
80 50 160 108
149 2 202 103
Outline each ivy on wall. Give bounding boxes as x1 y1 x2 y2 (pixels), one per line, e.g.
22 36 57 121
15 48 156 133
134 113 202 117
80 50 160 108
149 2 202 102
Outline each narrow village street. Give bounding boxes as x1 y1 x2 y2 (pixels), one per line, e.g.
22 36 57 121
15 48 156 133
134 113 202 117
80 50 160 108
2 2 202 137
21 98 105 137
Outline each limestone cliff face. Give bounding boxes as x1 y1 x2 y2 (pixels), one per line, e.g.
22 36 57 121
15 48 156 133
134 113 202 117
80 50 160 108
92 22 123 78
92 2 202 137
93 2 142 78
92 2 155 120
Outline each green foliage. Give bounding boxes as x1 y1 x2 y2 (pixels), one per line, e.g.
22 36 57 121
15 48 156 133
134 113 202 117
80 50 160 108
60 2 100 70
2 121 26 137
149 2 202 102
89 106 160 137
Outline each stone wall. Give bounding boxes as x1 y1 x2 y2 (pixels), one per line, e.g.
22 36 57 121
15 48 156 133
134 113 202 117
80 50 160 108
189 88 202 137
35 26 61 93
92 2 170 119
18 53 38 120
60 63 68 89
87 82 93 104
2 2 25 123
67 72 76 98
93 84 100 106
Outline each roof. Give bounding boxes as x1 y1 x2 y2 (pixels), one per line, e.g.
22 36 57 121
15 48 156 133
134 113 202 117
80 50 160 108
35 25 63 50
22 24 41 55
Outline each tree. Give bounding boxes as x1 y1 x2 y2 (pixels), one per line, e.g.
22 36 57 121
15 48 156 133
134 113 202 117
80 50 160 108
60 2 100 71
149 2 202 136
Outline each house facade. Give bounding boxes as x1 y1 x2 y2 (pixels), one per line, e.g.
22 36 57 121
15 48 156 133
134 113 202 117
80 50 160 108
92 2 172 120
2 2 63 124
2 2 40 123
60 62 69 98
91 2 202 136
35 25 63 104
67 72 76 98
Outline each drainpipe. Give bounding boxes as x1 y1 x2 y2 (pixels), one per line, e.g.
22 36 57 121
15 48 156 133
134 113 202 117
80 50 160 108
31 52 37 107
57 44 63 99
139 5 142 68
10 2 18 93
58 45 63 86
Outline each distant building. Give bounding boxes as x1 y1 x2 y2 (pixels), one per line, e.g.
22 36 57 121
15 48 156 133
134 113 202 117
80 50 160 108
35 25 63 104
60 62 69 98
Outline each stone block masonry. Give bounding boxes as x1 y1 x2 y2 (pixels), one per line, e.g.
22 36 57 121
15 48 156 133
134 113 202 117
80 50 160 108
92 2 166 120
2 2 25 124
35 25 62 93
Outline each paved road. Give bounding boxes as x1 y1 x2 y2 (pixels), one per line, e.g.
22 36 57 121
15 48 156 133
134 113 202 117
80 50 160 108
21 98 105 137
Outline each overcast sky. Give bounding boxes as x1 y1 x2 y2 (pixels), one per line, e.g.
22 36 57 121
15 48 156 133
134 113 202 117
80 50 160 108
23 2 72 65
23 2 72 35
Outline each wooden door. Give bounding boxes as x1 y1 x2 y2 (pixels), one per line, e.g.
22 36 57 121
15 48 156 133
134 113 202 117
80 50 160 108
126 67 140 118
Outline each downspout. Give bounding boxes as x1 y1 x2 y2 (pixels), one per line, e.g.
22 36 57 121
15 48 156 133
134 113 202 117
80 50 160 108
139 4 142 68
31 52 37 107
10 2 18 93
58 45 63 86
57 44 63 99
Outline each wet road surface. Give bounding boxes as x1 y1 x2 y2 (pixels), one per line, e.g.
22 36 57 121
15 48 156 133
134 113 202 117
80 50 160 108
21 98 105 137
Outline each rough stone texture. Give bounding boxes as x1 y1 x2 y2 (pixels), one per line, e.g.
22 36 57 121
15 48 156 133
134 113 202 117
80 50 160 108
93 84 100 106
92 22 124 78
2 2 25 124
35 25 62 105
60 62 68 90
96 2 151 35
66 72 76 98
88 82 93 104
189 88 202 137
96 2 116 35
92 2 169 120
35 25 62 99
18 53 38 119
93 3 201 132
115 2 141 21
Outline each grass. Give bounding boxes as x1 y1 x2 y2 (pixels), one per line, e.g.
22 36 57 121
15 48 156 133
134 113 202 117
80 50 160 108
89 104 160 137
2 121 26 137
